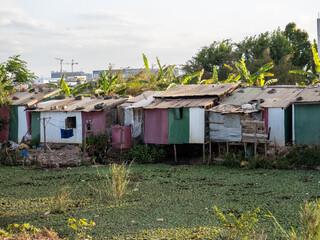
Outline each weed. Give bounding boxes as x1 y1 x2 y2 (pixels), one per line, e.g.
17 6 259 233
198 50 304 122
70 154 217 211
126 144 166 164
299 199 320 239
222 152 243 168
91 163 131 201
213 205 263 239
68 218 95 240
52 185 71 213
0 146 22 166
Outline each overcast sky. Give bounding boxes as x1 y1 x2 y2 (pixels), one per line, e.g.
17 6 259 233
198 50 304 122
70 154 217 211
1 0 319 78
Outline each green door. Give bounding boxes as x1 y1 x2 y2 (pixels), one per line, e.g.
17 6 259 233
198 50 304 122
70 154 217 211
168 108 189 144
31 112 41 142
9 106 19 143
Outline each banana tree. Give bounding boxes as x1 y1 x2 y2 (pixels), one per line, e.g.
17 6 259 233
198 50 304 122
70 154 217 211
95 69 126 96
47 73 71 96
200 65 241 85
225 58 277 86
290 43 320 85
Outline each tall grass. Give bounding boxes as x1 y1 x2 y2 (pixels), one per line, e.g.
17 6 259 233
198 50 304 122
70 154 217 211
91 163 131 201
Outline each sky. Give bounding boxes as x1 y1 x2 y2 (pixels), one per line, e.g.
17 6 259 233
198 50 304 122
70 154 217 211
0 0 319 78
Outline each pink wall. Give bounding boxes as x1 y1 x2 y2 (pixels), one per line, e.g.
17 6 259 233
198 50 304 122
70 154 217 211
82 111 106 139
144 109 168 144
111 125 132 149
0 107 9 142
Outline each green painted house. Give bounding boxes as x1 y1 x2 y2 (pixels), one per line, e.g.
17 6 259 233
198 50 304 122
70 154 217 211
293 88 320 145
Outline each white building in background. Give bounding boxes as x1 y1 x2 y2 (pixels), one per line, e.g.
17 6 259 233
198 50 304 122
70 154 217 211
92 67 185 79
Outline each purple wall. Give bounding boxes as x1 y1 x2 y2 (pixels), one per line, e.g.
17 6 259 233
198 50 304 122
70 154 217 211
82 111 106 139
144 109 168 144
0 107 9 142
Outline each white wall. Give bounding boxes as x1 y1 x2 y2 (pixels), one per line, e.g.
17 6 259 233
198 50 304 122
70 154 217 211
18 106 28 143
268 108 285 147
189 108 205 143
40 112 82 144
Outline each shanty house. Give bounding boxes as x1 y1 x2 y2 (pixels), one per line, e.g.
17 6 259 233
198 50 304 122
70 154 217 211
207 87 263 143
292 87 320 144
6 87 60 143
29 97 125 144
143 83 239 145
253 86 304 147
119 91 161 143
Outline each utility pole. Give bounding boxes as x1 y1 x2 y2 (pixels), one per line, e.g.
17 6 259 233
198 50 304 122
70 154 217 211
39 117 51 153
317 14 320 78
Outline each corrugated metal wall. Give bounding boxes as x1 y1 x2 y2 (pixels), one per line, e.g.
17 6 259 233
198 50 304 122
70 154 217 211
9 106 19 143
294 104 320 144
144 109 168 144
0 107 9 142
31 112 40 142
209 113 242 142
189 108 205 143
268 108 285 146
168 108 189 144
82 111 106 139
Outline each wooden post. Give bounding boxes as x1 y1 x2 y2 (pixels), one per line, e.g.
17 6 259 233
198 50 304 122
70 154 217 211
83 126 87 157
120 126 123 156
218 142 221 156
40 117 51 153
203 143 205 163
226 142 229 153
209 142 212 165
173 144 177 163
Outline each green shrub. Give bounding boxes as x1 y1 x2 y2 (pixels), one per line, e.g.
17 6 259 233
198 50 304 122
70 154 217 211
83 134 111 164
0 147 22 166
277 145 320 169
126 144 166 164
221 152 243 168
248 156 275 169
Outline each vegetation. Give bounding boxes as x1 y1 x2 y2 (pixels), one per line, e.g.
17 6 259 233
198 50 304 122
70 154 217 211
184 22 312 85
126 144 166 164
1 165 320 238
83 134 111 164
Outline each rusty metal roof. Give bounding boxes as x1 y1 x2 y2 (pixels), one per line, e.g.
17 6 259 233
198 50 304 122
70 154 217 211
294 86 320 104
9 88 60 106
252 85 304 108
126 91 161 103
221 87 263 106
144 97 216 109
30 97 126 112
154 83 239 98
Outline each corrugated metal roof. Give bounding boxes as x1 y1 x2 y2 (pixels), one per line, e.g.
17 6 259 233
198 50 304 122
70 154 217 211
221 87 263 106
31 97 125 112
154 83 239 98
126 91 161 103
144 97 216 109
10 88 60 106
294 86 320 103
253 86 304 108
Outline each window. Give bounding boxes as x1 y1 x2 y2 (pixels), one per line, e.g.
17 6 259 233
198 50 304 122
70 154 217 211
174 108 183 120
86 122 92 131
65 117 76 128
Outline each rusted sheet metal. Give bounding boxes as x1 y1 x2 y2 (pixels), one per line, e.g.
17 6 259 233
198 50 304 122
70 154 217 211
144 109 168 144
253 86 304 108
294 87 320 104
81 111 106 139
31 98 126 112
221 87 263 106
126 91 161 103
0 107 9 142
10 88 60 106
144 97 216 109
209 113 242 142
154 83 239 98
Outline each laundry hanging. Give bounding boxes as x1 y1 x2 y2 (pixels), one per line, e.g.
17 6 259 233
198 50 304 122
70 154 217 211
61 129 74 139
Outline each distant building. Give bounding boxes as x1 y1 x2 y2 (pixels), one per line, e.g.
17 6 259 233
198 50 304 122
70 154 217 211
92 67 184 79
51 71 93 80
